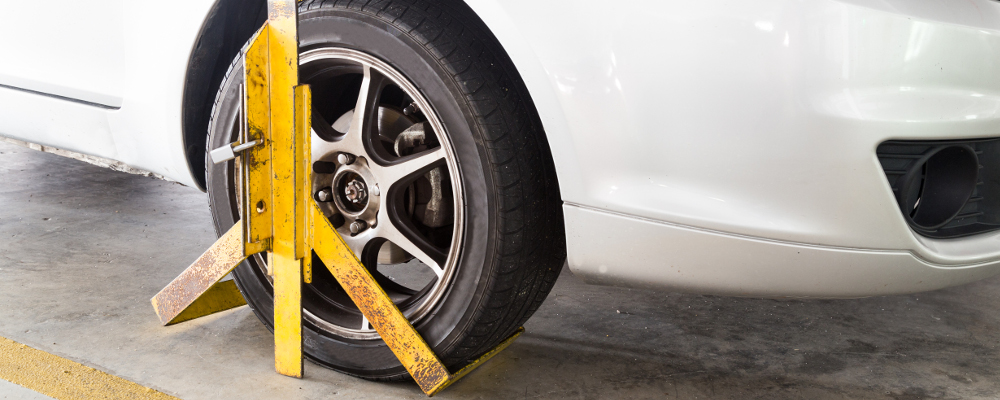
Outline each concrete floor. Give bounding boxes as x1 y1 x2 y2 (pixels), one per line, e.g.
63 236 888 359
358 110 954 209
0 379 50 400
2 141 1000 399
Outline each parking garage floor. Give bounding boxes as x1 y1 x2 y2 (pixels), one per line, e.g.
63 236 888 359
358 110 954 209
2 140 1000 399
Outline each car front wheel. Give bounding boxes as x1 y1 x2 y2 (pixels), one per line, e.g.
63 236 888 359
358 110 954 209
205 0 565 381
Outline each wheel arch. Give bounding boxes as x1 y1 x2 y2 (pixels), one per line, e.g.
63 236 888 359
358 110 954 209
461 0 582 204
181 0 267 190
180 0 578 200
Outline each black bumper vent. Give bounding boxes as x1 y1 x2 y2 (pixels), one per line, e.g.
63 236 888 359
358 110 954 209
877 139 1000 239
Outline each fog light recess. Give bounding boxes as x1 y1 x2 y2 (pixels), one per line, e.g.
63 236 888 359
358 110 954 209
897 145 979 231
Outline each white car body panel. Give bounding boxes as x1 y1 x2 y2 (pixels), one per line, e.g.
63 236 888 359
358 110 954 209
466 0 1000 294
0 0 214 179
3 0 1000 297
0 0 125 108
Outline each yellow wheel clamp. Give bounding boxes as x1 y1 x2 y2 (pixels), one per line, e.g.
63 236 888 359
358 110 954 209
149 1 522 395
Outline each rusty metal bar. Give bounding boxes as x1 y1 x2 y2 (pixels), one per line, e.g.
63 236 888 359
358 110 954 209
310 202 524 395
310 202 450 393
243 25 274 255
263 0 307 378
426 328 524 396
296 85 313 284
150 224 248 326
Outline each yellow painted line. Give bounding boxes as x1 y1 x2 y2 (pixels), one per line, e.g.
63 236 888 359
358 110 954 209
0 336 179 400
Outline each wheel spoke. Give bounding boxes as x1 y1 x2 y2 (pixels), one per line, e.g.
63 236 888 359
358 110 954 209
381 220 446 279
377 147 446 185
361 314 370 330
311 104 341 141
346 65 390 155
310 129 341 162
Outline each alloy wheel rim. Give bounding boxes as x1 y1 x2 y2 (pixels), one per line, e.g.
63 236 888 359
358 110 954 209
236 47 465 341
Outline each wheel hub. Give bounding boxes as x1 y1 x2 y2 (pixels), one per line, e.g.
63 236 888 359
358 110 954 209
329 156 380 231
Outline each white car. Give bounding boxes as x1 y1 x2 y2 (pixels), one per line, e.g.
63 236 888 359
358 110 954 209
2 0 999 380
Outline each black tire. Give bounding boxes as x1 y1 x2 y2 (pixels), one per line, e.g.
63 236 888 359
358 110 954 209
206 0 564 381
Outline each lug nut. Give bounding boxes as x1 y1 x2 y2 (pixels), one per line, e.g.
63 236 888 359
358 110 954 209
371 183 380 197
315 188 332 202
350 220 368 235
337 153 355 165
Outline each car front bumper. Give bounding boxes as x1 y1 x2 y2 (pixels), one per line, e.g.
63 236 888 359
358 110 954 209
498 0 1000 296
